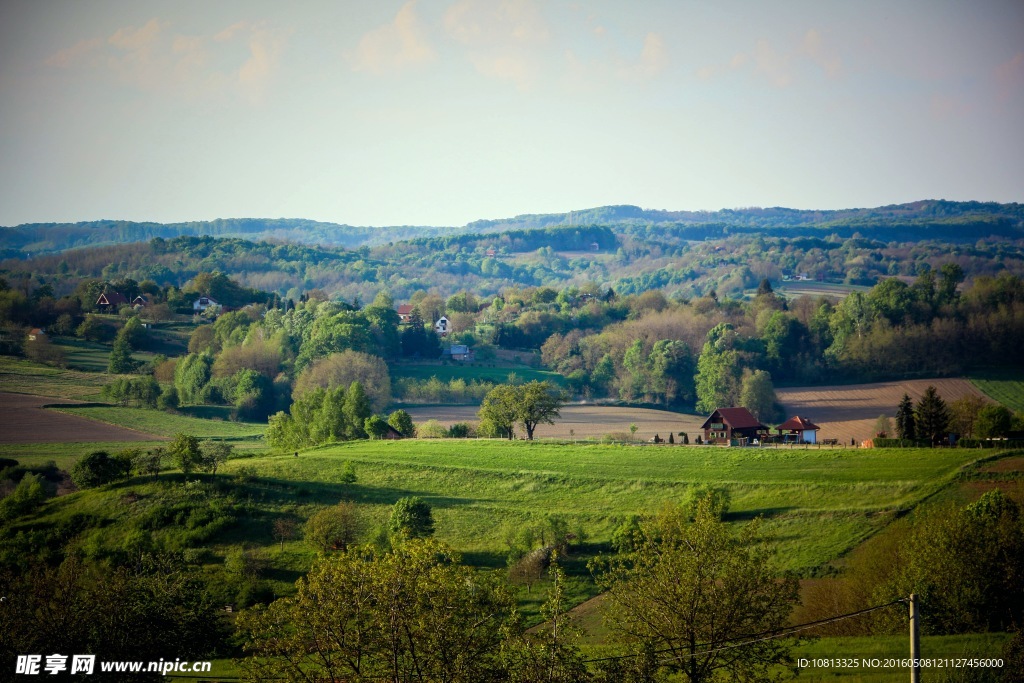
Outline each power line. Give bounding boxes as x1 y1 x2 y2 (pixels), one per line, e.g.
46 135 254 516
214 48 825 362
582 598 907 665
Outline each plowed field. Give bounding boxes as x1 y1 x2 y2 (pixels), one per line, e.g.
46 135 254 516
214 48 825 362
776 378 988 444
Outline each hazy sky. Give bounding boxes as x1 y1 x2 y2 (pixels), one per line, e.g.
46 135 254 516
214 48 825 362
1 1 1022 227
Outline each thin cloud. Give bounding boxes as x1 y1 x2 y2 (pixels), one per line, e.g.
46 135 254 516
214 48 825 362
352 0 436 74
697 29 842 87
444 0 548 89
43 18 289 101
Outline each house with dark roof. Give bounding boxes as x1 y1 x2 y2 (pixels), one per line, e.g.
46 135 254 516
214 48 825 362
700 407 769 445
776 416 821 444
96 291 128 312
441 344 474 362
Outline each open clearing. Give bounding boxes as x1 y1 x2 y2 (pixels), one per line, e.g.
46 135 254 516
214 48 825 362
776 378 988 444
0 392 161 443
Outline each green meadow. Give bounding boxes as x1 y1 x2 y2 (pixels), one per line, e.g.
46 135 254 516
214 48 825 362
51 405 267 441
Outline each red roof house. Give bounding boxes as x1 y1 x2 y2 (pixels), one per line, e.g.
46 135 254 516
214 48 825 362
776 416 821 444
700 407 768 445
397 304 415 322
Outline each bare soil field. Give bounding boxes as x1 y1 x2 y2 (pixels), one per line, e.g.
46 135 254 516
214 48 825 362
776 378 988 445
0 392 161 443
404 404 705 441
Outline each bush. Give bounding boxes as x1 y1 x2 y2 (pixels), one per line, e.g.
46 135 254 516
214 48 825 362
304 501 363 552
417 420 448 439
389 496 434 539
70 451 122 489
448 422 473 438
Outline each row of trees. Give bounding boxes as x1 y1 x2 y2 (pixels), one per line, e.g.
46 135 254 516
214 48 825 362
889 387 1024 445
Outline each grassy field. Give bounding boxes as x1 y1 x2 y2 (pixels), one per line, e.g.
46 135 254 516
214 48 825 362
0 356 112 400
51 405 267 441
51 336 157 373
216 440 986 573
390 362 565 386
970 371 1024 412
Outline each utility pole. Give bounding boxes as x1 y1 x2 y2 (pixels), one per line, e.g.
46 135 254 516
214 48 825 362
909 593 920 683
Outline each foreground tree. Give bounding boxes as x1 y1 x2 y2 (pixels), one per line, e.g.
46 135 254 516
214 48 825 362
238 540 514 683
592 496 799 683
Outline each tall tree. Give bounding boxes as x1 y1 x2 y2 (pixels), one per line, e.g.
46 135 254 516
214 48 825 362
896 393 916 440
516 380 566 441
107 335 136 374
915 386 951 445
739 369 778 423
478 384 521 440
695 323 741 414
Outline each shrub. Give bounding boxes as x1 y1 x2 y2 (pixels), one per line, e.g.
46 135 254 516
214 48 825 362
417 420 448 439
389 496 434 539
70 451 121 489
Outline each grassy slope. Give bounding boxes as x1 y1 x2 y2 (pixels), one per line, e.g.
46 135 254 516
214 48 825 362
0 356 111 400
51 405 266 440
224 441 982 573
970 372 1024 412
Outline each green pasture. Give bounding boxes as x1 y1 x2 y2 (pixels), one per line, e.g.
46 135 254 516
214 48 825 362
390 363 565 386
51 336 158 372
215 440 986 573
970 372 1024 412
50 405 267 440
0 356 111 400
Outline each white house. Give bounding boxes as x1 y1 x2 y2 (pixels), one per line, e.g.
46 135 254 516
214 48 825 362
193 296 221 312
434 316 450 336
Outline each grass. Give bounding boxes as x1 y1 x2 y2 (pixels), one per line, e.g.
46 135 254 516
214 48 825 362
50 405 267 440
0 355 112 400
970 371 1024 412
51 336 156 373
216 440 985 574
390 362 566 386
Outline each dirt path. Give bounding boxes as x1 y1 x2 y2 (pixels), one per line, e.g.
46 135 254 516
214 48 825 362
0 392 161 443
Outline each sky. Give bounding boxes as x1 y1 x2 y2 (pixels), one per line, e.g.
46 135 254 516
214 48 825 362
0 0 1022 228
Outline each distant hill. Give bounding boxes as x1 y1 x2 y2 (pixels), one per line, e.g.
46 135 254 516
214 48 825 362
2 199 1022 255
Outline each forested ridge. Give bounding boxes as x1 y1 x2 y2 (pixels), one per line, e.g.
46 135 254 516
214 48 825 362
2 199 1021 256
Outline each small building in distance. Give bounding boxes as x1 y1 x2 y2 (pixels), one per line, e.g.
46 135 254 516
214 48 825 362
441 344 474 362
776 416 821 444
27 328 46 341
131 295 148 308
700 407 769 446
96 291 128 312
193 295 221 313
397 304 415 322
434 316 450 337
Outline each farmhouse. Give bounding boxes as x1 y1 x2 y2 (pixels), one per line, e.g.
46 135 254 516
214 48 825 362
776 416 821 444
397 304 415 322
193 296 221 312
441 344 474 362
132 295 148 308
434 316 450 337
700 407 769 445
27 328 46 341
96 291 128 312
